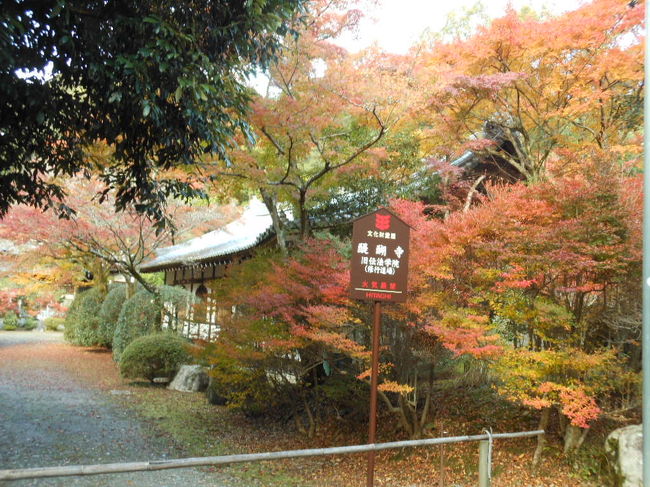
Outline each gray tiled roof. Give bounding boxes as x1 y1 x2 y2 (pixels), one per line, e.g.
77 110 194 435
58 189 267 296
140 199 274 273
450 150 480 170
141 151 479 275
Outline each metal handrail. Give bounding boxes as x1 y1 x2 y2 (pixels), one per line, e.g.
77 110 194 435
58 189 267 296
0 429 543 481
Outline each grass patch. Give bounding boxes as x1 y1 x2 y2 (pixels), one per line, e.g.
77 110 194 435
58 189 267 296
123 384 305 486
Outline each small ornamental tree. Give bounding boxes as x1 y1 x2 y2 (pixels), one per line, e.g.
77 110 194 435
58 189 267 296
202 242 358 435
492 348 631 464
0 289 20 315
375 199 501 438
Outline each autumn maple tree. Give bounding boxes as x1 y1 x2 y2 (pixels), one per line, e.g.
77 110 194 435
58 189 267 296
406 154 641 460
208 0 421 249
199 238 359 436
415 0 643 181
0 176 233 295
201 206 504 439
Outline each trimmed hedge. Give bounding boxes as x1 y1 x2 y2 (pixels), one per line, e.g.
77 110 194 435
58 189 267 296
112 285 194 362
112 289 160 361
119 333 192 382
63 287 106 346
97 285 128 348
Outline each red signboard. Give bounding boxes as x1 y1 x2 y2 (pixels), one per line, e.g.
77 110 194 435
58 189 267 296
350 208 410 303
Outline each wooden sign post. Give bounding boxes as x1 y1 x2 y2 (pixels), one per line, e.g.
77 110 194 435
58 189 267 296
350 208 410 487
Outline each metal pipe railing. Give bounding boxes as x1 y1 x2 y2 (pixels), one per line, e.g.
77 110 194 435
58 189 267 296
0 429 543 481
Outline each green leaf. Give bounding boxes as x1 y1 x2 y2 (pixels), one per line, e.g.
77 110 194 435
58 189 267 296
108 92 122 103
323 360 331 376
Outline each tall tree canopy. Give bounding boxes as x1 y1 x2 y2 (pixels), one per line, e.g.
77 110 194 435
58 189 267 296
0 0 305 225
416 0 643 181
210 0 422 247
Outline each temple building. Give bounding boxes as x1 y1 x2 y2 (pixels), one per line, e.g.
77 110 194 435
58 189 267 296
139 199 275 339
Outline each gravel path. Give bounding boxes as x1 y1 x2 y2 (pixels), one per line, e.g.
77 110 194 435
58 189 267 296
0 332 228 486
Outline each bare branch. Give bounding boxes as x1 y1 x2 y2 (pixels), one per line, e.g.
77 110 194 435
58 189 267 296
463 175 486 212
260 127 286 155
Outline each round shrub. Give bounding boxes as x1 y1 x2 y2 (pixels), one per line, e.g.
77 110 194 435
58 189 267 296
112 285 194 361
44 317 65 331
63 287 106 346
21 317 38 330
97 285 128 347
119 333 192 382
2 311 18 331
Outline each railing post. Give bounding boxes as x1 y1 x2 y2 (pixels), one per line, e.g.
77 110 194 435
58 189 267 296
478 440 490 487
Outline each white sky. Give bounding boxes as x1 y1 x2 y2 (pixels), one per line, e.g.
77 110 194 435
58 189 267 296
335 0 586 54
250 0 586 92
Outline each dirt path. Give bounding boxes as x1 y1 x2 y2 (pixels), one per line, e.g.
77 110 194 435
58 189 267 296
0 331 228 486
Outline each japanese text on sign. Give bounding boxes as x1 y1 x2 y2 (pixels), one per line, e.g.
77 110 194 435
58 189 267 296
350 209 410 303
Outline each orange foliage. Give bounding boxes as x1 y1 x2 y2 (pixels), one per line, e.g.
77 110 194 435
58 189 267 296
414 0 643 180
397 154 641 429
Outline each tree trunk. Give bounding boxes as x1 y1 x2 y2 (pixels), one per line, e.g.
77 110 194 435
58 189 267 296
419 364 435 432
378 390 412 437
260 188 287 254
298 189 310 240
399 394 422 439
294 391 316 438
532 407 551 470
125 263 157 295
558 410 567 437
89 258 109 294
563 424 589 455
125 276 137 299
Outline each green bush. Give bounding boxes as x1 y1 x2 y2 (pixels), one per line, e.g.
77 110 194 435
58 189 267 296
21 316 38 330
97 285 128 347
112 289 160 361
112 285 194 362
119 333 192 382
206 355 280 417
44 317 65 331
317 372 370 422
63 287 107 346
2 311 18 330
